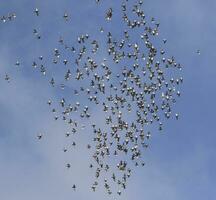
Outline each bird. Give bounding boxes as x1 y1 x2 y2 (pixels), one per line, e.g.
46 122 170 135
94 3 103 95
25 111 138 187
72 184 76 191
37 133 43 140
15 61 20 67
5 74 10 82
63 12 69 21
34 8 39 16
106 8 113 20
196 49 201 55
66 163 71 169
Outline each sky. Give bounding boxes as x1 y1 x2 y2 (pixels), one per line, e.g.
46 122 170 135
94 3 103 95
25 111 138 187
0 0 216 200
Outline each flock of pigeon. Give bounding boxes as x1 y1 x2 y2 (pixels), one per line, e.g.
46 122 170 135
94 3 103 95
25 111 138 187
1 0 188 198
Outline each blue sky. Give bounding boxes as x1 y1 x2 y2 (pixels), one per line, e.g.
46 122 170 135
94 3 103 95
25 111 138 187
0 0 216 199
